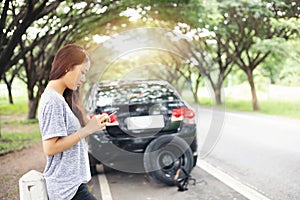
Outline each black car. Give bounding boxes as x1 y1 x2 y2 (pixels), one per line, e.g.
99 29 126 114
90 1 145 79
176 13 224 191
84 79 198 186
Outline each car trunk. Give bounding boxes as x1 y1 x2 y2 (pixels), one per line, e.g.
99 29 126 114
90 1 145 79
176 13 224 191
96 101 185 138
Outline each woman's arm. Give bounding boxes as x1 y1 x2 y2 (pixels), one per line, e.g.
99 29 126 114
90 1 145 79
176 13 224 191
43 114 109 156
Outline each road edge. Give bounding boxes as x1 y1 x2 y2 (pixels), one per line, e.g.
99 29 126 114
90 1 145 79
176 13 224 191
197 159 271 200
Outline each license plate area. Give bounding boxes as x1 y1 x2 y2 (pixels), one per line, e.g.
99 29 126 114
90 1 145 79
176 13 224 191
127 115 165 130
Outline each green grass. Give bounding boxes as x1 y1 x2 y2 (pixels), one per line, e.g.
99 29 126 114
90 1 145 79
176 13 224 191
195 97 300 119
259 100 300 119
1 82 40 155
0 93 28 115
0 131 41 155
0 102 28 115
1 89 40 155
0 118 41 155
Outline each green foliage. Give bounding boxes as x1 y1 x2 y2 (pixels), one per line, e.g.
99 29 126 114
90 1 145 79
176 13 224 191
278 64 300 86
253 38 286 53
271 17 300 34
279 39 300 86
258 52 284 84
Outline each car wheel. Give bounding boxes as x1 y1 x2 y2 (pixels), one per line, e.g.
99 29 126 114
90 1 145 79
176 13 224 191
143 135 194 186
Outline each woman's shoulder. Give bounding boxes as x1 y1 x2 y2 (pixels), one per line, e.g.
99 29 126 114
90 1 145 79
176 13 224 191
40 89 65 106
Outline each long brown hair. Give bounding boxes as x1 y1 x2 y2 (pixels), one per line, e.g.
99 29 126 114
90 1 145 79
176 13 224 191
49 44 89 126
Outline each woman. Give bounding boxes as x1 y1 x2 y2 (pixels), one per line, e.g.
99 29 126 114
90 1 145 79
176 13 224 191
38 44 107 200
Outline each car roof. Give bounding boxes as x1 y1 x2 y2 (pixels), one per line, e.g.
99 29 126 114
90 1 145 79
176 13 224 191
97 79 172 87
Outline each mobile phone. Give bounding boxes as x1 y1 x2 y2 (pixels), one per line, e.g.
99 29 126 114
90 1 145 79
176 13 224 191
108 110 117 117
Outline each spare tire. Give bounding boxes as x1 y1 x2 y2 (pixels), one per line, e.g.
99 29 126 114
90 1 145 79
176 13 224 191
143 135 194 186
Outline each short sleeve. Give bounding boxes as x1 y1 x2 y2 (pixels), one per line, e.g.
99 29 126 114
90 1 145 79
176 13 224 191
39 100 68 140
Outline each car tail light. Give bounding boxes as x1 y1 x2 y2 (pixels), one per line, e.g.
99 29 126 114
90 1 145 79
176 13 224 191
171 107 195 124
171 108 184 121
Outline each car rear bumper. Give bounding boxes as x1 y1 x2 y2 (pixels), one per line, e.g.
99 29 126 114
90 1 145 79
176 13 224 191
86 125 197 155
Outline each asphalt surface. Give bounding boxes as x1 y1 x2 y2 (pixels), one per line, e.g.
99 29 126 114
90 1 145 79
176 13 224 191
90 164 248 200
197 108 300 200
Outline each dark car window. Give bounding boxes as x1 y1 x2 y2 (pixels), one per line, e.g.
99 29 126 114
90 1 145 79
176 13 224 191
96 82 180 106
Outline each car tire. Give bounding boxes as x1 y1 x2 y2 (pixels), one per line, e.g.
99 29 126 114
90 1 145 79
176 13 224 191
193 155 198 167
143 135 194 186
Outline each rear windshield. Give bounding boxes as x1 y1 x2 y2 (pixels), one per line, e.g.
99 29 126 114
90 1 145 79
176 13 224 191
96 83 180 106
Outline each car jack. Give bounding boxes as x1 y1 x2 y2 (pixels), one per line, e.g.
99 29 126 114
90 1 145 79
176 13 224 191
174 167 197 192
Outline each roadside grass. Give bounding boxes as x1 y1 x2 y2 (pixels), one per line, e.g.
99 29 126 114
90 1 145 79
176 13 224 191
0 91 40 155
0 131 41 156
0 102 28 115
259 100 300 119
0 118 41 156
195 97 300 119
0 92 27 115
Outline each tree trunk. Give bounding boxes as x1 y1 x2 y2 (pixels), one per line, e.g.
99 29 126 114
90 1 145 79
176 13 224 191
27 80 45 119
7 84 13 104
28 97 38 119
214 80 223 105
27 78 38 119
215 87 222 105
246 69 259 111
4 79 14 104
192 89 200 104
207 76 223 105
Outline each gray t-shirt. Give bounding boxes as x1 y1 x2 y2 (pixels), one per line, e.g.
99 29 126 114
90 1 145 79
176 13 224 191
38 89 91 200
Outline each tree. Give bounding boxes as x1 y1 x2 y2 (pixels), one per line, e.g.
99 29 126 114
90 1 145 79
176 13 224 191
1 64 22 104
1 0 126 119
212 0 300 110
0 0 63 79
156 52 202 103
19 0 119 119
185 34 234 105
164 24 232 105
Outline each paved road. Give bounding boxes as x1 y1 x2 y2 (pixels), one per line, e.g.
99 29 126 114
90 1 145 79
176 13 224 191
90 164 247 200
197 107 300 200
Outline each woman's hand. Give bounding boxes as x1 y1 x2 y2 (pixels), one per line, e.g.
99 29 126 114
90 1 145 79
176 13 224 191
80 114 109 137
